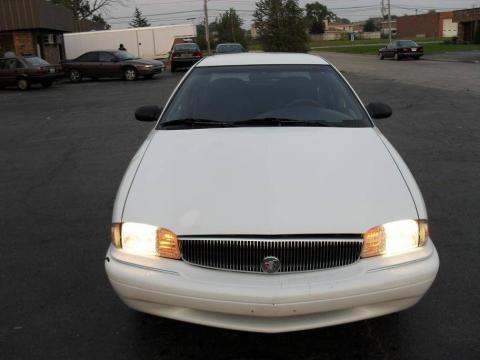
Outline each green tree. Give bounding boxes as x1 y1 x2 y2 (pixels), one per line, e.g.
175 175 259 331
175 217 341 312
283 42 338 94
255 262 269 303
215 9 247 46
363 18 379 32
196 23 217 50
253 0 309 52
92 13 111 30
304 2 335 34
129 7 150 28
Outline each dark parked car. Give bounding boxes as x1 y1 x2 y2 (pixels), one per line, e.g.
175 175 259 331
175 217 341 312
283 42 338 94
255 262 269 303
61 50 165 82
378 40 424 60
0 55 62 90
170 43 202 72
215 43 246 54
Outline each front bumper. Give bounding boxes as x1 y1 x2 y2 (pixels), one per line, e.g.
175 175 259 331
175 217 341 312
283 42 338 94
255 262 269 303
137 66 165 75
105 240 439 333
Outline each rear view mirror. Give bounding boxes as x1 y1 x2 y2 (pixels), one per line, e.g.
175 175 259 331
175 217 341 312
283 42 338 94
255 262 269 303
366 102 392 119
135 105 163 122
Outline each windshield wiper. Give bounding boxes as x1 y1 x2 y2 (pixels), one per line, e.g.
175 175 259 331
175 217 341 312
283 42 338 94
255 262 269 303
231 118 334 127
159 118 236 128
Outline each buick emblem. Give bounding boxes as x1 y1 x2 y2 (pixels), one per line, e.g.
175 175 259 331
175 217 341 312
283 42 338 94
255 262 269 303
262 256 281 274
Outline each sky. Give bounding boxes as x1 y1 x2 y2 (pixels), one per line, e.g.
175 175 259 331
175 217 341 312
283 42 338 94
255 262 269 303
103 0 480 29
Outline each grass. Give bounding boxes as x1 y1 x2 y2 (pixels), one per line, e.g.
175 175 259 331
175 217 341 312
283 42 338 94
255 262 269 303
316 42 480 55
247 37 460 53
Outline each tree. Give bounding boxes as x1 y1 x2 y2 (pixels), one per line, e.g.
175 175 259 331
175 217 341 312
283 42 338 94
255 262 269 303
254 0 309 52
92 13 111 29
363 18 379 32
129 7 150 28
50 0 124 20
215 8 247 46
196 23 217 50
304 2 336 34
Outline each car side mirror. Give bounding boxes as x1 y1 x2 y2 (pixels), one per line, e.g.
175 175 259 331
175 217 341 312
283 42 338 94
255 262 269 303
366 102 392 119
135 105 163 122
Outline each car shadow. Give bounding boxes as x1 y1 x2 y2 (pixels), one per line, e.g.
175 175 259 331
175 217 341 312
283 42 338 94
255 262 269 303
131 312 405 359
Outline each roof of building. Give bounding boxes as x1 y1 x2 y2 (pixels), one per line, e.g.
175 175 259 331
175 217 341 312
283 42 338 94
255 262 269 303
197 53 330 67
0 0 102 33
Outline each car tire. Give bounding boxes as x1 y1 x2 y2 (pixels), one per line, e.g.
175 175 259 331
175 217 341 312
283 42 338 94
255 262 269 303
69 69 82 83
171 64 176 72
41 81 53 88
378 53 384 60
124 67 137 81
17 78 30 91
414 56 421 60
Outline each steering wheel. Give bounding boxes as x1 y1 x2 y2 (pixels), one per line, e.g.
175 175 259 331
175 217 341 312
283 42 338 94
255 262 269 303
285 98 323 108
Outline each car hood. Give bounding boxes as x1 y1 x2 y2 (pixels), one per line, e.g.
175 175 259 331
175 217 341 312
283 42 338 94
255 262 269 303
126 59 164 66
122 127 418 235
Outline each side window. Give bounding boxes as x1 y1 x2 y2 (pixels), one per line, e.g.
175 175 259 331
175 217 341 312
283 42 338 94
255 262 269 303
3 59 21 69
76 52 98 62
99 52 116 62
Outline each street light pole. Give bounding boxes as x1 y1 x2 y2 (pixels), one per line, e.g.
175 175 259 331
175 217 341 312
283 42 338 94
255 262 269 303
388 0 392 42
204 0 211 55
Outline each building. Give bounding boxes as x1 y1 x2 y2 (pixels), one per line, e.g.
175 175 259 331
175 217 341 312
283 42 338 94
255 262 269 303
327 22 354 33
0 0 102 64
397 11 458 39
381 19 397 38
453 8 480 43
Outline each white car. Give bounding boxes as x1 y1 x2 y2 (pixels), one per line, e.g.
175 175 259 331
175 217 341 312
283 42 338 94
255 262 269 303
105 53 439 333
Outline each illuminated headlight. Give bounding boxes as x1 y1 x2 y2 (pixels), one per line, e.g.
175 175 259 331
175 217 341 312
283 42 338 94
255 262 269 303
142 64 154 68
111 222 180 259
361 220 429 258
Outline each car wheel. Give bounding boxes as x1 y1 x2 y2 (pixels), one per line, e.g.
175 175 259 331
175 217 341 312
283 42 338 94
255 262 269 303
17 78 30 91
378 52 384 60
124 67 137 81
414 56 421 60
69 69 82 83
41 81 53 88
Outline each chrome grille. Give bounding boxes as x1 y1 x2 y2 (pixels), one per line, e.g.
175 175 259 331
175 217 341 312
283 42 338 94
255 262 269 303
180 237 363 273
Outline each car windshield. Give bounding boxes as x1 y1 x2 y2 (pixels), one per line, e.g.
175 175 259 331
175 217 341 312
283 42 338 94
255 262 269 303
217 44 243 53
158 65 371 128
23 57 50 67
174 44 199 51
114 51 137 60
397 40 418 47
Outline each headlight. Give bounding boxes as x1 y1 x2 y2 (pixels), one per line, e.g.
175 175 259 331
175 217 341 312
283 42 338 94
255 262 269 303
110 222 180 259
361 219 429 258
142 64 154 68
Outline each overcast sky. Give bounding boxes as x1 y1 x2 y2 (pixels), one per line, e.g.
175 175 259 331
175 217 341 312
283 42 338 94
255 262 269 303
104 0 480 28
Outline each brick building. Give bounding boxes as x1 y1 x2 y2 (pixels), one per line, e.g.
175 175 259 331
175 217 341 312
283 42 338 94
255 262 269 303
397 11 457 38
0 0 102 64
453 8 480 43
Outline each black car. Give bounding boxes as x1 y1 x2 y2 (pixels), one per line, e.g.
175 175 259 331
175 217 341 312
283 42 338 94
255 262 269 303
378 40 424 60
0 55 63 90
62 50 165 82
215 43 246 54
170 43 203 72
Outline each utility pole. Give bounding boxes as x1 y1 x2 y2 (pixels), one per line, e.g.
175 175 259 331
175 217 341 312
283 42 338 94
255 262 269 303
381 0 385 18
388 0 392 42
204 0 211 55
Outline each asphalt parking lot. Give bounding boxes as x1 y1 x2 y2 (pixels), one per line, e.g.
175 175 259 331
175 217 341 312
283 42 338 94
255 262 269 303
1 55 480 359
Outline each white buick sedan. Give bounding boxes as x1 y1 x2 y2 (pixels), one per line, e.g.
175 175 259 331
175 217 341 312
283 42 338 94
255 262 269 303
105 53 439 333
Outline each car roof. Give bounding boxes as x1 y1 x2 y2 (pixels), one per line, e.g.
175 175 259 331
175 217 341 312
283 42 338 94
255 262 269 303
197 52 330 67
217 43 242 46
